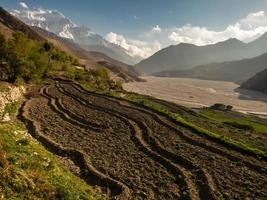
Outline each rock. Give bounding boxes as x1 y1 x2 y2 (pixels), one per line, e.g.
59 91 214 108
2 113 10 122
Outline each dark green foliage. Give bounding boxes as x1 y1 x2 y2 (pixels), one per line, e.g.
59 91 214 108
226 105 233 111
0 32 52 82
43 41 52 52
223 121 254 131
16 139 30 146
210 103 233 111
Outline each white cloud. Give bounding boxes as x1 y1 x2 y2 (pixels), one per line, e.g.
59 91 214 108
109 11 267 58
105 32 161 58
152 25 162 32
168 11 267 45
19 2 29 9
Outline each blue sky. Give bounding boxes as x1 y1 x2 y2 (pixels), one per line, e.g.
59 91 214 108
2 0 267 36
2 0 267 58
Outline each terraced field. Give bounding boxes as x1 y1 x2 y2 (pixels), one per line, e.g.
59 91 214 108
19 82 267 200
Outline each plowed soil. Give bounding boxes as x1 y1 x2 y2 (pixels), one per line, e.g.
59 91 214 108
19 82 267 200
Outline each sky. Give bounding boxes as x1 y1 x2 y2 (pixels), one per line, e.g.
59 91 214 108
1 0 267 58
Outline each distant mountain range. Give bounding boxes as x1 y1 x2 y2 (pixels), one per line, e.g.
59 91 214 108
0 7 141 82
10 8 142 65
153 52 267 83
136 34 267 75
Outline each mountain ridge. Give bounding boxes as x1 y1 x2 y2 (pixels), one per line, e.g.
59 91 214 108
136 32 267 74
153 52 267 83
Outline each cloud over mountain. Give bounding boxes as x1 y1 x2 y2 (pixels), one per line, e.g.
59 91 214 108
106 11 267 57
105 32 161 58
168 11 267 45
10 2 267 59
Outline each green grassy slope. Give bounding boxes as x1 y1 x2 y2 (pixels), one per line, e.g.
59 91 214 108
0 102 105 200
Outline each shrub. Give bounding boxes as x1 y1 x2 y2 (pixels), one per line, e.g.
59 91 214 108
226 105 233 111
210 103 233 111
16 139 30 146
223 121 254 131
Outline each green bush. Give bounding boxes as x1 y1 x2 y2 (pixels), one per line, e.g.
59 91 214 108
210 103 233 111
223 121 254 131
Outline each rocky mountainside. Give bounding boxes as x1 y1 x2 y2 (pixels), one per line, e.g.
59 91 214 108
136 33 267 74
10 8 142 65
153 52 267 83
241 66 267 93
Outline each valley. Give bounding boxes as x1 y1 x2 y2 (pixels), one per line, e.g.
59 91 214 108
124 76 267 115
1 2 267 199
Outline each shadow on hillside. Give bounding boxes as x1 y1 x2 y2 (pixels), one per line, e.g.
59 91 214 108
234 87 267 104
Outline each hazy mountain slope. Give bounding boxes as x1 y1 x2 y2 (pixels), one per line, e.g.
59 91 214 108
34 27 142 82
153 52 267 83
0 7 44 41
241 67 267 93
136 34 267 74
10 8 142 65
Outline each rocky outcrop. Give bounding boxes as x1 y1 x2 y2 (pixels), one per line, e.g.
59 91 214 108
0 82 25 120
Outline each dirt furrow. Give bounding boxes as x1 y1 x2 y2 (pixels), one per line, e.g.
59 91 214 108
55 83 219 199
24 86 187 199
18 99 130 200
62 82 267 199
71 82 267 172
40 86 107 132
54 83 196 199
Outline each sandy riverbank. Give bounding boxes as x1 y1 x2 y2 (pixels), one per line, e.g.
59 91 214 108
124 76 267 115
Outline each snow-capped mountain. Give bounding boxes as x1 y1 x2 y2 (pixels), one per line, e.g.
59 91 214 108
10 8 141 64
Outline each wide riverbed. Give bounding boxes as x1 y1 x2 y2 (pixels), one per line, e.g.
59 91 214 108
123 76 267 115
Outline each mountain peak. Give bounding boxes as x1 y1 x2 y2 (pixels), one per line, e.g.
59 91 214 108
177 42 197 47
217 38 244 45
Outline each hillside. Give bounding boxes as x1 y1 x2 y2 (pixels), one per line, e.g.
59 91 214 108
1 4 267 200
0 7 44 41
153 52 267 83
136 34 267 74
17 81 266 199
241 67 267 93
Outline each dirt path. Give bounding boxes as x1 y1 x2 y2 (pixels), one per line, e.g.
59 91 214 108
19 82 267 200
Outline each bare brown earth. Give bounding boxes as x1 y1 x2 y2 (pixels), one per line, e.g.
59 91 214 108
19 82 267 200
124 76 267 115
